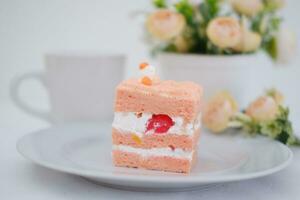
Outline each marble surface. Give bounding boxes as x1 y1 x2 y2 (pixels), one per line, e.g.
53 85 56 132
1 100 300 200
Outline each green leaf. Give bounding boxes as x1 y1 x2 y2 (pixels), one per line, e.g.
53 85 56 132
175 0 195 25
251 12 264 33
199 0 220 23
260 106 299 146
276 131 290 144
250 6 282 59
264 36 277 60
164 43 177 52
231 106 299 146
260 120 282 138
153 0 167 8
231 113 261 135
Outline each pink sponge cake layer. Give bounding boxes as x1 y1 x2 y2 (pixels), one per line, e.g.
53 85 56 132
112 77 203 173
114 79 203 122
112 128 200 151
113 150 197 173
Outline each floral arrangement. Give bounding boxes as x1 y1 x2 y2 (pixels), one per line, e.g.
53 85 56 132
203 89 299 146
145 0 296 62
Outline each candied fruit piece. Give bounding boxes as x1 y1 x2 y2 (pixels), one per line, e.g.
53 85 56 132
139 62 149 70
131 134 142 144
146 114 174 134
141 76 152 86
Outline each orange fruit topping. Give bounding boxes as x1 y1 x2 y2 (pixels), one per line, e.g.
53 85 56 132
135 112 143 118
139 62 149 70
131 134 142 145
141 76 152 86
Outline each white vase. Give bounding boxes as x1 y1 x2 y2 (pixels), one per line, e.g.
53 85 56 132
157 52 273 107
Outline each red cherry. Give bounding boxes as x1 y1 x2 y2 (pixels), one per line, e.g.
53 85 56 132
146 114 174 134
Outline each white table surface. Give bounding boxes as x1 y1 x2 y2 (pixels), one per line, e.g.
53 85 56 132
1 100 300 200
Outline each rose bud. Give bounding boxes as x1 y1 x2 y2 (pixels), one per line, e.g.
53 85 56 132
266 89 284 105
233 29 262 52
246 96 279 122
207 17 242 49
231 0 264 17
203 92 238 133
146 9 186 41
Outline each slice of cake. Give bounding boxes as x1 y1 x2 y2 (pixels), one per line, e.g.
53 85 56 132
112 63 203 173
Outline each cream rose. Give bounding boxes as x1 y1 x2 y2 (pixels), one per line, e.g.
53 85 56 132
231 0 264 17
246 96 279 122
173 35 190 53
266 89 284 105
233 29 262 52
203 92 238 133
207 17 242 49
146 10 186 41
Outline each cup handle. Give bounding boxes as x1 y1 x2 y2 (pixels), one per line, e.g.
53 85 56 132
9 72 53 122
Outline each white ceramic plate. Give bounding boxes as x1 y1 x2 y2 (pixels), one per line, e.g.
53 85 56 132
17 122 293 191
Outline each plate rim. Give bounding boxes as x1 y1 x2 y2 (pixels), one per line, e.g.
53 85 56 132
16 123 294 184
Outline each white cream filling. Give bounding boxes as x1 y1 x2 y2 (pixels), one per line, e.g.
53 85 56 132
113 145 193 160
112 112 201 137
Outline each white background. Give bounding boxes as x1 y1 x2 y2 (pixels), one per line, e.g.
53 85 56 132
0 0 300 111
0 0 300 199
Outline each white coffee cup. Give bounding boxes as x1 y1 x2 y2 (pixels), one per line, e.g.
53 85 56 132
10 52 126 123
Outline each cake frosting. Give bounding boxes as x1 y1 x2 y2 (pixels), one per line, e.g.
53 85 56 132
112 112 201 137
113 145 193 160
